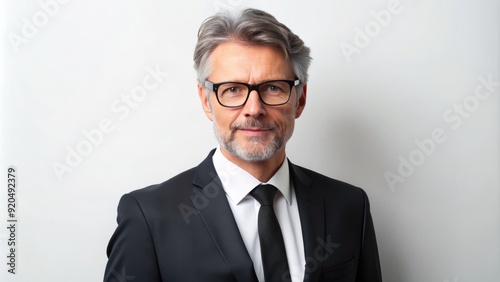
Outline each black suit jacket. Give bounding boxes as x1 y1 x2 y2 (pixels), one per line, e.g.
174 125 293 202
104 150 382 281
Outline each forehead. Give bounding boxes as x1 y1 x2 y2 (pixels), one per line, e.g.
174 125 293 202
208 41 294 82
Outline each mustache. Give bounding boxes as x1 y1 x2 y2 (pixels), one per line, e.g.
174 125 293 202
230 118 276 131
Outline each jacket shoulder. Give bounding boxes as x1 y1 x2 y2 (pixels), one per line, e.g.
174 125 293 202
133 167 196 193
291 164 368 200
123 167 198 213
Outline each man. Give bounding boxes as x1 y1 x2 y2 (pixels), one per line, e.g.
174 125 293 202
105 8 382 282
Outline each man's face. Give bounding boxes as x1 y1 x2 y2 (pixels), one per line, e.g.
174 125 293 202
198 41 306 163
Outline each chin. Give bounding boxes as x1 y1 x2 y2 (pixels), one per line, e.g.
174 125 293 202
229 142 283 162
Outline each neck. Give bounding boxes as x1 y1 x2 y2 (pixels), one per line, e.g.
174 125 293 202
220 148 286 183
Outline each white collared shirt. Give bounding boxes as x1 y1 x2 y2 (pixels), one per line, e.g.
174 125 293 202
212 148 305 282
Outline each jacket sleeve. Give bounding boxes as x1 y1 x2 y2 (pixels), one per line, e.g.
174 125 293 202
104 193 162 282
355 190 383 282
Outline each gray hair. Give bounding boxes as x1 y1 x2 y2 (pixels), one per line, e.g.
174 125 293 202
193 8 312 96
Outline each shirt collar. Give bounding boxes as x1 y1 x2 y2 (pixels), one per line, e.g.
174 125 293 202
212 147 292 205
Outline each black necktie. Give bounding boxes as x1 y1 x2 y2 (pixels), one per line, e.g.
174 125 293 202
250 184 290 282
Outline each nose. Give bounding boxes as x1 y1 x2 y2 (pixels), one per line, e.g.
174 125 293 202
242 90 266 117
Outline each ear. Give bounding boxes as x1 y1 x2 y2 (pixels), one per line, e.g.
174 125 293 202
295 84 307 119
198 83 213 121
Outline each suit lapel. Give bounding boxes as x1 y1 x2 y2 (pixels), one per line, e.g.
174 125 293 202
290 162 325 282
192 150 258 282
189 152 326 282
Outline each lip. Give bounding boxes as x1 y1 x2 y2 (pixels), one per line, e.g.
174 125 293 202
241 127 269 131
238 128 271 136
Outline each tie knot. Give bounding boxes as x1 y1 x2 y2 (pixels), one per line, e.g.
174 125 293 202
250 184 277 206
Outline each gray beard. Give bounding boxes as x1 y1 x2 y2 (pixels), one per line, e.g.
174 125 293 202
212 117 284 162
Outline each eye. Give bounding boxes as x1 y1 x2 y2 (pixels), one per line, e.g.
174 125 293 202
219 83 246 96
268 85 280 92
228 87 240 93
262 83 285 93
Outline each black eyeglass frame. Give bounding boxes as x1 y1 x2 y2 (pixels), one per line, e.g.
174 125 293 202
204 79 301 108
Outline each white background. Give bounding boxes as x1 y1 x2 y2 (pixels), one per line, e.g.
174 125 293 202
1 0 498 281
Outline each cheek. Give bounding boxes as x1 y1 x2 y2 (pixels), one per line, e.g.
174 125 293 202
283 117 295 137
213 110 237 129
275 108 296 133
